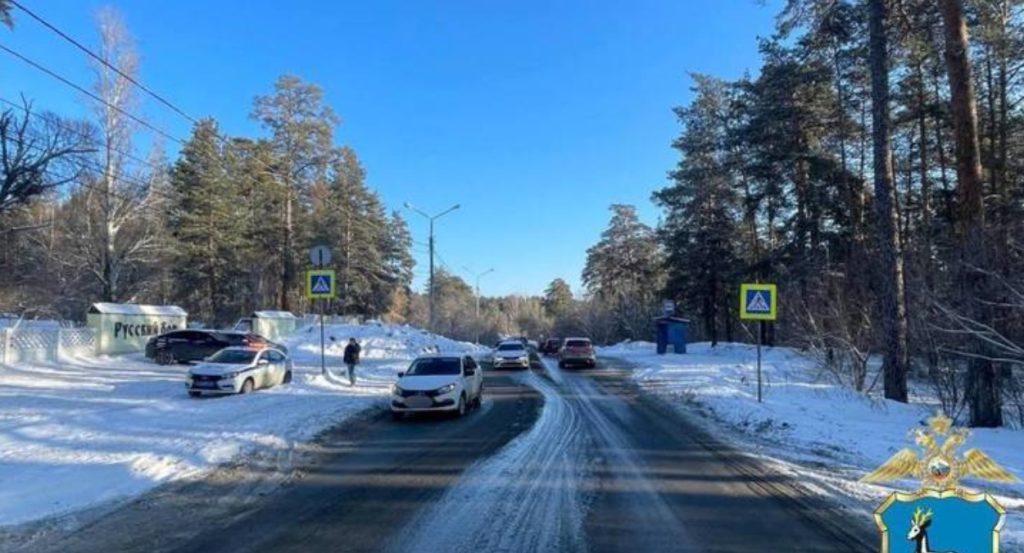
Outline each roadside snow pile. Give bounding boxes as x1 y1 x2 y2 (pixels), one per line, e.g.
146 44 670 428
0 322 477 527
291 322 484 361
601 341 1024 546
599 340 657 355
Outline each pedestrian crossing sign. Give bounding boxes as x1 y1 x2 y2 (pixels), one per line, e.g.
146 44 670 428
306 270 336 299
740 283 777 321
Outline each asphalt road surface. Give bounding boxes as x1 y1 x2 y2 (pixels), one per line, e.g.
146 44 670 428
6 358 875 553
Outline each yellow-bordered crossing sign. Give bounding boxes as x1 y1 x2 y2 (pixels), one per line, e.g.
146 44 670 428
740 283 777 321
306 270 336 299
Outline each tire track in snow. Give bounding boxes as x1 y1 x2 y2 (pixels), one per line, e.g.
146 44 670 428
558 369 697 551
389 370 590 553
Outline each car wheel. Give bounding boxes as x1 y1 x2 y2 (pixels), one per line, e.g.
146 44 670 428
391 411 404 421
156 350 174 365
456 394 467 418
240 378 255 395
472 393 482 409
282 371 292 384
188 391 200 398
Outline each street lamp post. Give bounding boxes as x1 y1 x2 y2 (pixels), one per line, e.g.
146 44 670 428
464 266 494 344
404 202 460 333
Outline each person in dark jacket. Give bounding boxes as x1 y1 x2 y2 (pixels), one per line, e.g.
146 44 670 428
343 338 361 386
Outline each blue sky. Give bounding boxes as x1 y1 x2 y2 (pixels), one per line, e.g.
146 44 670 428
0 0 780 297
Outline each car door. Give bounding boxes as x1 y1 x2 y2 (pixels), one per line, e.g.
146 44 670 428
172 331 206 362
256 350 276 388
267 350 286 385
463 356 481 399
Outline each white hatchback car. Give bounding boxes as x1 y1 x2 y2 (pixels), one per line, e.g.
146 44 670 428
390 354 483 419
186 346 292 397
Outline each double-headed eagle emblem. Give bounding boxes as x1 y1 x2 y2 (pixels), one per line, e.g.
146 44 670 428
861 412 1017 490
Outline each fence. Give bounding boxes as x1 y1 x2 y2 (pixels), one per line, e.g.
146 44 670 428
0 327 96 364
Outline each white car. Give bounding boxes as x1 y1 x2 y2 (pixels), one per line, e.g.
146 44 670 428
186 346 292 397
492 341 531 369
390 355 484 419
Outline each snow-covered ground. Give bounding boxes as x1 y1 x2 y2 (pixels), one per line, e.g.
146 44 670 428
0 322 478 527
600 341 1024 547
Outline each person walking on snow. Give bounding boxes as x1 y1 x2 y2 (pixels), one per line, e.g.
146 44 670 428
343 338 361 386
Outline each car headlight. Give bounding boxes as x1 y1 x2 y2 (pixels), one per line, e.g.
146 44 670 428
391 383 403 395
434 383 456 395
519 356 529 361
223 371 238 379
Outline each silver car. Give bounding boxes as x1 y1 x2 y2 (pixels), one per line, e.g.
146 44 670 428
186 346 293 397
492 341 531 369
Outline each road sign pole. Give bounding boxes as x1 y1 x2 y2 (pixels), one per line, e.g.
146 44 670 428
320 298 327 377
757 321 764 403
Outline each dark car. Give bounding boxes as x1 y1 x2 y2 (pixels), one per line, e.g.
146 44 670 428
540 338 562 356
145 330 285 365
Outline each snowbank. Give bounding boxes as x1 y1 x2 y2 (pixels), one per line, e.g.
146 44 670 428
0 322 477 527
291 322 485 362
601 341 1024 546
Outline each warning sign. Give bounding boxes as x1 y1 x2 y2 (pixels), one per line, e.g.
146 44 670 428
740 283 777 321
306 270 336 299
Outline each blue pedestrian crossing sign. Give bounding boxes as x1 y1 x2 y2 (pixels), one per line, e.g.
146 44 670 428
306 270 336 299
740 283 777 321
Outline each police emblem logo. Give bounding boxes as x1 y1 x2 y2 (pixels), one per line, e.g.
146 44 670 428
862 412 1017 553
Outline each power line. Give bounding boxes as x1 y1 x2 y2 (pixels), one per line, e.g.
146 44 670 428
1 133 168 208
8 0 199 126
5 8 406 248
0 42 184 145
0 95 169 176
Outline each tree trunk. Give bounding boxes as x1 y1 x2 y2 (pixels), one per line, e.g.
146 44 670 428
868 0 909 402
915 61 934 289
939 0 1003 427
279 191 293 311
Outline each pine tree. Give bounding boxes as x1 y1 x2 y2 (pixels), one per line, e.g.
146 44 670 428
582 204 665 341
543 278 574 318
251 75 339 311
656 75 740 346
168 119 244 325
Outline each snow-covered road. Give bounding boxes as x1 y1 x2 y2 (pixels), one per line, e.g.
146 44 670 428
390 369 589 552
7 355 877 553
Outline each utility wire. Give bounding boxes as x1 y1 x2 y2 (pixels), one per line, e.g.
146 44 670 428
0 95 169 176
8 0 199 125
0 43 184 145
4 8 403 246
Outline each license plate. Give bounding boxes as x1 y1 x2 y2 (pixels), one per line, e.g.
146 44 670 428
406 395 432 409
192 381 216 389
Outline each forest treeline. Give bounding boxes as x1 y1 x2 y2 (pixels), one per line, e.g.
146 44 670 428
0 9 417 325
649 0 1024 428
525 0 1024 428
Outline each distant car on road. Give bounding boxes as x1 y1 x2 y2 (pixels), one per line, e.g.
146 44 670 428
390 354 483 419
146 329 284 365
540 338 562 356
558 337 596 369
492 341 531 370
186 346 292 397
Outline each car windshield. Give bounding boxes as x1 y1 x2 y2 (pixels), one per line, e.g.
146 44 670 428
566 340 591 348
207 349 257 364
497 343 525 351
406 357 461 376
